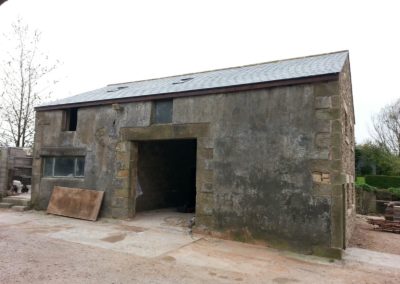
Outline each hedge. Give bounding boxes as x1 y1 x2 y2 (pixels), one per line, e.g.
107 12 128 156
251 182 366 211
365 175 400 189
388 187 400 199
356 184 400 200
356 183 377 193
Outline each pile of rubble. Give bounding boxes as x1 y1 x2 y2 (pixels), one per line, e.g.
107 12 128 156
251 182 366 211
368 201 400 233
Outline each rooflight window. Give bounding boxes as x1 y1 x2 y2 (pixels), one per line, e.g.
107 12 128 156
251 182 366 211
107 86 128 92
172 77 194 85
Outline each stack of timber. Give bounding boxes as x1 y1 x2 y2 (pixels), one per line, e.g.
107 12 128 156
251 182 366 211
367 219 400 233
368 201 400 233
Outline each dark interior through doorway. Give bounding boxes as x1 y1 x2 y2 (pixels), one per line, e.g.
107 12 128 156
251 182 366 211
136 139 197 213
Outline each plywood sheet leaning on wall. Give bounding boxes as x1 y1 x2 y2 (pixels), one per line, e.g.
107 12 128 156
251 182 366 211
47 186 104 221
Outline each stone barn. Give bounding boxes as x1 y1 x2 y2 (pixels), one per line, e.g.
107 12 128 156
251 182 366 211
32 51 355 257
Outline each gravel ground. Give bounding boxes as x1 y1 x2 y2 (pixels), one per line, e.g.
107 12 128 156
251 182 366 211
349 214 400 255
1 209 400 283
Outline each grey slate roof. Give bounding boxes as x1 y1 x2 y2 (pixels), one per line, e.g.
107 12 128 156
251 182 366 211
40 51 348 108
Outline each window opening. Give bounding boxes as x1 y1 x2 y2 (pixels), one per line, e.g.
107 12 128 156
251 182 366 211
63 108 78 131
153 100 173 124
43 156 85 177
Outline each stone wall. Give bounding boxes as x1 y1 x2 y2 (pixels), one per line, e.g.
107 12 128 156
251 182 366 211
173 85 338 255
32 74 353 256
0 148 8 197
339 58 356 247
309 80 344 257
356 187 376 215
32 102 152 217
0 147 32 197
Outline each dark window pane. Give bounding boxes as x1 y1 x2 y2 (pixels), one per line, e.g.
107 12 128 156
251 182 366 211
43 158 53 176
75 157 85 176
155 100 172 123
69 108 78 131
54 157 75 177
62 108 78 131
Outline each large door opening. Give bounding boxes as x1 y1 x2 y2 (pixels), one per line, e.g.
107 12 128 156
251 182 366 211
136 139 197 213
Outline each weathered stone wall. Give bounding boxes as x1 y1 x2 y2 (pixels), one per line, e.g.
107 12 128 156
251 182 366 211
0 148 8 197
31 102 152 218
0 147 32 197
174 85 339 255
356 187 376 215
32 76 353 256
339 58 356 246
309 80 344 257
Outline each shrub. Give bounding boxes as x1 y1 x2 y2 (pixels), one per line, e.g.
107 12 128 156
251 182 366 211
365 175 400 189
387 187 400 199
356 182 400 201
375 188 393 200
356 183 377 193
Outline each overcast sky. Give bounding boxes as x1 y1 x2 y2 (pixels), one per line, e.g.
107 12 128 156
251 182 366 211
1 0 399 143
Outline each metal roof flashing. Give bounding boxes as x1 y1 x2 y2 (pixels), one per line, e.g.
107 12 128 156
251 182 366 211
36 51 348 111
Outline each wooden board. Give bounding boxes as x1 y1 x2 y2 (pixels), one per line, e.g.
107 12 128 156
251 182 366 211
47 186 104 221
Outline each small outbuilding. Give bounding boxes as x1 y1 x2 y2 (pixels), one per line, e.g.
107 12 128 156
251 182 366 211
32 51 355 257
0 147 32 197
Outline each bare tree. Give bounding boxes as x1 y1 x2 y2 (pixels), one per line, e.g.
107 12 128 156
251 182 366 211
371 98 400 156
0 18 57 147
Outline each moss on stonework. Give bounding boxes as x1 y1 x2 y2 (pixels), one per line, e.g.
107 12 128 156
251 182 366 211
314 81 339 97
201 226 343 258
312 246 343 259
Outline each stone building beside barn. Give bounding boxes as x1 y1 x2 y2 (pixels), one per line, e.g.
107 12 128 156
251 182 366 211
31 51 355 257
0 147 32 197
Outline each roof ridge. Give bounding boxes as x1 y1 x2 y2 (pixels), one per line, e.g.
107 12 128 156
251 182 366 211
107 50 349 87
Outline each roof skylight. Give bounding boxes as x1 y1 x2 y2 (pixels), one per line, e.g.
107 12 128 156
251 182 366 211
172 77 194 85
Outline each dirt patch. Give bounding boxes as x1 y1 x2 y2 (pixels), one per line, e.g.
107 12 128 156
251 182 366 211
23 224 74 234
101 233 126 243
161 255 176 262
162 216 189 227
2 210 400 283
115 224 146 232
272 277 300 284
349 215 400 255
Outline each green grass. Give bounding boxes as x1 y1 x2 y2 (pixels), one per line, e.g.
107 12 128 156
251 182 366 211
356 176 366 185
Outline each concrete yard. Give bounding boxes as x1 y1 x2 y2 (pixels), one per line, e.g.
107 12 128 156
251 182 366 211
1 209 399 283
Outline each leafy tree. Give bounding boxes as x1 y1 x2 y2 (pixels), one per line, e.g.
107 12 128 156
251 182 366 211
0 18 57 147
356 142 400 176
371 98 400 156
